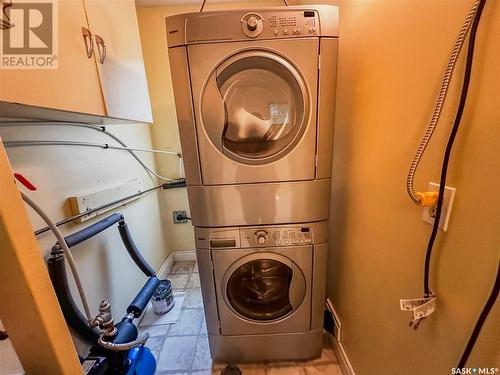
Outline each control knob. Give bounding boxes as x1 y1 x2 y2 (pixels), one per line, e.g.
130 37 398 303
247 16 258 31
257 235 266 244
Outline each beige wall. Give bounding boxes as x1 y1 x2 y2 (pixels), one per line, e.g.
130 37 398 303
136 0 284 251
0 123 169 352
311 0 499 373
137 1 499 373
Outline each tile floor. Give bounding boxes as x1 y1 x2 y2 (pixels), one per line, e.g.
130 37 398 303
139 261 342 375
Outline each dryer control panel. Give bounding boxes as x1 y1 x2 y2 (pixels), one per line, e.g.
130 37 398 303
240 10 319 39
166 6 339 47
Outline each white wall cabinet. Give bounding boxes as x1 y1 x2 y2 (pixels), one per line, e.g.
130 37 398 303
0 0 152 124
0 1 106 117
84 0 152 123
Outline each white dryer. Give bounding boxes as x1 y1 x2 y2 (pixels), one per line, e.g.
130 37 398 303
167 6 339 227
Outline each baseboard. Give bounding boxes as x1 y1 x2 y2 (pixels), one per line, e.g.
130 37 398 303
157 253 175 279
172 249 196 262
156 250 196 279
326 299 356 375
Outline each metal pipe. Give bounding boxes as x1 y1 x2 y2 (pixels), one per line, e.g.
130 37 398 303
0 121 178 182
98 333 150 351
4 140 181 157
33 179 186 236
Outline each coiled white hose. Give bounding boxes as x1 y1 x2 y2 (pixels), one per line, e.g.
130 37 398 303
406 0 481 203
20 191 92 321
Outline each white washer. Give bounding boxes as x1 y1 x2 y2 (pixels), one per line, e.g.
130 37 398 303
194 222 328 362
166 6 339 227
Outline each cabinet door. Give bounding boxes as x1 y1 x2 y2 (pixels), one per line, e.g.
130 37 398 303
84 0 152 123
0 0 105 116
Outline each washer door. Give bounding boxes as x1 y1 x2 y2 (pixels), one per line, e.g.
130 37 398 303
224 253 306 322
201 50 309 165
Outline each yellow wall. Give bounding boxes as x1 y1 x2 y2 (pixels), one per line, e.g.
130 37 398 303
313 0 500 373
137 1 499 373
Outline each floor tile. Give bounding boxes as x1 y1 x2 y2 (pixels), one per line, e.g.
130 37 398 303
191 335 212 370
199 315 207 336
156 335 198 372
186 273 201 289
139 323 170 338
171 261 196 274
167 273 191 290
183 289 204 309
302 347 336 366
168 308 204 336
267 367 306 375
304 364 343 374
145 335 164 358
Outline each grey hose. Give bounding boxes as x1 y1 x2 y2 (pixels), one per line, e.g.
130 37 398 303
20 191 92 321
406 0 481 203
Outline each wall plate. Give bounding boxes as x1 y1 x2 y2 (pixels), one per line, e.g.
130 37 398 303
422 182 456 231
173 210 188 224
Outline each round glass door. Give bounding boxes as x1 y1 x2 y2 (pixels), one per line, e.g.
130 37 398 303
201 51 309 165
225 256 305 321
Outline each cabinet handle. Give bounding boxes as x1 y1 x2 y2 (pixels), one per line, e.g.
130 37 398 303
95 34 106 64
81 27 94 58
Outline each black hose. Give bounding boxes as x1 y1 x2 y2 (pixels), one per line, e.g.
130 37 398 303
47 250 100 344
64 213 123 248
118 221 156 277
126 277 160 318
423 0 487 297
457 260 500 367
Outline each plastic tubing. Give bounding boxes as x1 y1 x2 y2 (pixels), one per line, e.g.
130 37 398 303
20 191 92 321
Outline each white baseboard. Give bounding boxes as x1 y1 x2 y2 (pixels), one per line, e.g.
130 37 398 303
172 249 196 262
326 299 356 375
156 250 196 279
157 253 175 279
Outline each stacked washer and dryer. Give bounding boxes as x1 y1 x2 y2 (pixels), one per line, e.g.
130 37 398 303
166 5 338 362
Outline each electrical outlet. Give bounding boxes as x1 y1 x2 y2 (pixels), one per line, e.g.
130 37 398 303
422 182 456 231
173 210 188 224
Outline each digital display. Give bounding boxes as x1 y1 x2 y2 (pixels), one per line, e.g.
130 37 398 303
304 11 315 18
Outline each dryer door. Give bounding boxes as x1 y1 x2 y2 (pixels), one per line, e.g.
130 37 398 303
188 38 319 185
201 51 310 165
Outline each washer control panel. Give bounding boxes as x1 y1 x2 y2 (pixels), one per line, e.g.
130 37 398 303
241 227 312 248
266 10 319 38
